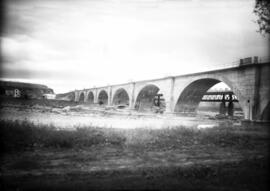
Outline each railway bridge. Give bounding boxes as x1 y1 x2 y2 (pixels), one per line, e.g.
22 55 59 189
72 60 270 121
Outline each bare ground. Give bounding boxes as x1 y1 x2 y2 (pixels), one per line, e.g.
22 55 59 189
0 99 269 190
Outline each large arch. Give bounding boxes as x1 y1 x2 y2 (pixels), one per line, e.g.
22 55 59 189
78 92 85 103
98 90 108 105
112 88 129 107
261 102 270 121
68 92 75 101
135 84 166 112
87 91 94 104
174 78 243 115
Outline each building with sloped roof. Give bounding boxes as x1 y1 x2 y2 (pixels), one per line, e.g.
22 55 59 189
0 80 54 99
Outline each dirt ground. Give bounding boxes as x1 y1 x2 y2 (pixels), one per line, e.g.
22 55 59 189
0 99 269 190
0 101 235 129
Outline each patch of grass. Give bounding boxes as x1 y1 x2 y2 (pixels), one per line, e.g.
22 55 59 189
10 157 42 170
120 125 269 150
1 119 268 152
0 120 126 152
1 158 269 191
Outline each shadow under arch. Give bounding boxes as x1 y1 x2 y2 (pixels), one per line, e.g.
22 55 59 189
261 102 270 121
98 90 108 105
68 92 75 102
112 88 129 106
135 84 165 112
174 78 243 115
78 92 85 103
87 91 94 104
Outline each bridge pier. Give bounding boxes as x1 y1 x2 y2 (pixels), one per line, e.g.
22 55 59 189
219 102 226 115
169 77 175 113
94 89 98 104
108 86 112 106
129 82 136 110
228 102 234 117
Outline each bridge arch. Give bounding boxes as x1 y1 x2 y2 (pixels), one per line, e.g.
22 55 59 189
78 92 85 103
98 90 108 105
68 92 75 102
135 84 166 112
87 91 95 104
112 88 130 106
261 102 270 121
173 78 245 115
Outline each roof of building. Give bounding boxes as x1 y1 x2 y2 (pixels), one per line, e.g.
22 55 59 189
0 80 52 91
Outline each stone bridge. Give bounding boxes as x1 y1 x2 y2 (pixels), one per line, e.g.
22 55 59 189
72 62 270 121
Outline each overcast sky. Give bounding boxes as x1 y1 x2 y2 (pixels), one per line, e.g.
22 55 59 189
1 0 269 93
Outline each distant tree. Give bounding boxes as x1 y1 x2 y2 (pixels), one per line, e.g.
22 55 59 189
254 0 270 35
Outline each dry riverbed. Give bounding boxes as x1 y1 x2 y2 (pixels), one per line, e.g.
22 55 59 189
0 102 236 129
0 99 269 190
